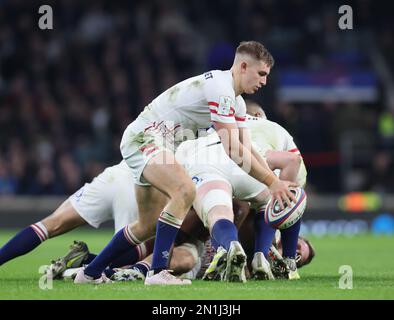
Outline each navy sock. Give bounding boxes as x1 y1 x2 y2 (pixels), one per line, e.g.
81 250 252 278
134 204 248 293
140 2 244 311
84 226 140 279
83 253 97 265
103 268 115 279
151 211 183 273
210 237 220 250
109 245 141 268
281 220 301 258
130 261 150 277
0 223 48 266
83 241 151 266
254 210 276 258
211 219 238 251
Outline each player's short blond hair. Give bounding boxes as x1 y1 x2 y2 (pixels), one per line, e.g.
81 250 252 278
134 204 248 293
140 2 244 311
236 41 274 68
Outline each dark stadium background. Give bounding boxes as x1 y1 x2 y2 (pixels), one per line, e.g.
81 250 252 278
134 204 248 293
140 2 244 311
0 0 393 236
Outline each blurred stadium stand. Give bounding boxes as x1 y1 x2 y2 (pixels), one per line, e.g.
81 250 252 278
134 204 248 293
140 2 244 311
0 0 393 233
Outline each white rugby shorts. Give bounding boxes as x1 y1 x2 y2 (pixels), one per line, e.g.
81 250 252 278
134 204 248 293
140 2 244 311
69 161 138 233
120 124 175 186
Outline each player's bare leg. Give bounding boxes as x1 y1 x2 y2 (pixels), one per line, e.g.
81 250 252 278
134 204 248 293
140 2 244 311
142 150 195 285
141 151 196 221
41 199 88 237
75 152 194 285
39 200 91 278
0 199 87 267
130 185 168 241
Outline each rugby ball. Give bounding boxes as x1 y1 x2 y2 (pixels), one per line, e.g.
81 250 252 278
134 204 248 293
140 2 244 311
264 187 307 229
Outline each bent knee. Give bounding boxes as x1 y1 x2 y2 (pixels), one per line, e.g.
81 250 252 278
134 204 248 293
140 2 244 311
131 222 156 241
172 182 196 206
42 201 86 237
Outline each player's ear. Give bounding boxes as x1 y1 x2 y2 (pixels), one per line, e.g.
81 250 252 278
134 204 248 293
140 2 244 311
240 61 247 73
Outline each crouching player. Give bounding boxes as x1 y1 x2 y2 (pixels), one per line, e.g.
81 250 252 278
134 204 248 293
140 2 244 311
114 100 309 282
0 160 163 280
172 100 308 281
173 129 275 282
105 130 273 283
109 203 315 283
170 204 316 281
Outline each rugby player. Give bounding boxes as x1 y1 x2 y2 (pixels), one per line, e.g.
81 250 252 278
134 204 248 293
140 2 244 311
113 106 308 283
109 203 315 283
0 160 160 280
75 41 297 285
158 101 307 281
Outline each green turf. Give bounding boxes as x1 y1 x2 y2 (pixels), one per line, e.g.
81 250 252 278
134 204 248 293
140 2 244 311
0 229 393 300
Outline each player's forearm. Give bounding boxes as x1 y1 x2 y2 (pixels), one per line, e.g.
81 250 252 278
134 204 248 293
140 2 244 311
246 153 277 186
251 145 271 172
238 127 273 177
230 142 277 186
216 123 278 186
266 150 301 183
279 160 300 182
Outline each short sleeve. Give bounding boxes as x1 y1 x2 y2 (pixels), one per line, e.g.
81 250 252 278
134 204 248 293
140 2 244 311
234 96 247 128
203 71 237 125
283 129 300 155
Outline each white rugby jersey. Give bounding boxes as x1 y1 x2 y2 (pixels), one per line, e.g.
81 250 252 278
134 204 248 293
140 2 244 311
128 70 247 146
246 115 298 155
246 115 307 186
175 131 233 178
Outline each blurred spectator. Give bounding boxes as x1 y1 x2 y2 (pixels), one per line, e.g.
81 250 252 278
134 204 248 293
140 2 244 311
0 0 391 195
58 153 82 195
28 162 63 195
0 157 17 195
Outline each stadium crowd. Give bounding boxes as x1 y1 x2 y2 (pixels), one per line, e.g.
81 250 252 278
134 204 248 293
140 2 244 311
0 0 393 195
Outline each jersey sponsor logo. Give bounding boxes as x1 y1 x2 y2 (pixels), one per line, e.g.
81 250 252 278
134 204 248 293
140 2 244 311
218 96 234 116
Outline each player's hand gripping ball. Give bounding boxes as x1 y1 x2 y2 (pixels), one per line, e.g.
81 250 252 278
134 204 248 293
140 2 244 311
265 187 307 229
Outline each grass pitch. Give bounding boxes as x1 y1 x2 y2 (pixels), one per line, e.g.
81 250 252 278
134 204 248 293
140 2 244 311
0 229 393 300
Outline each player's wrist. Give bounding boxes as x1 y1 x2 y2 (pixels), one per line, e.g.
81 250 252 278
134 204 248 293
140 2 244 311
265 174 279 187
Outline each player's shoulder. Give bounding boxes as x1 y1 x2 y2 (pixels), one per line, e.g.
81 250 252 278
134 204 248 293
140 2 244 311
266 119 294 138
265 118 282 128
246 114 261 121
203 69 233 86
108 160 134 175
205 69 231 78
235 95 246 106
246 114 268 125
203 70 236 107
246 116 288 132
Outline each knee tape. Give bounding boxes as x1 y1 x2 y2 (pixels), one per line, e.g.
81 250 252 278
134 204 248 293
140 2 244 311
201 189 233 216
